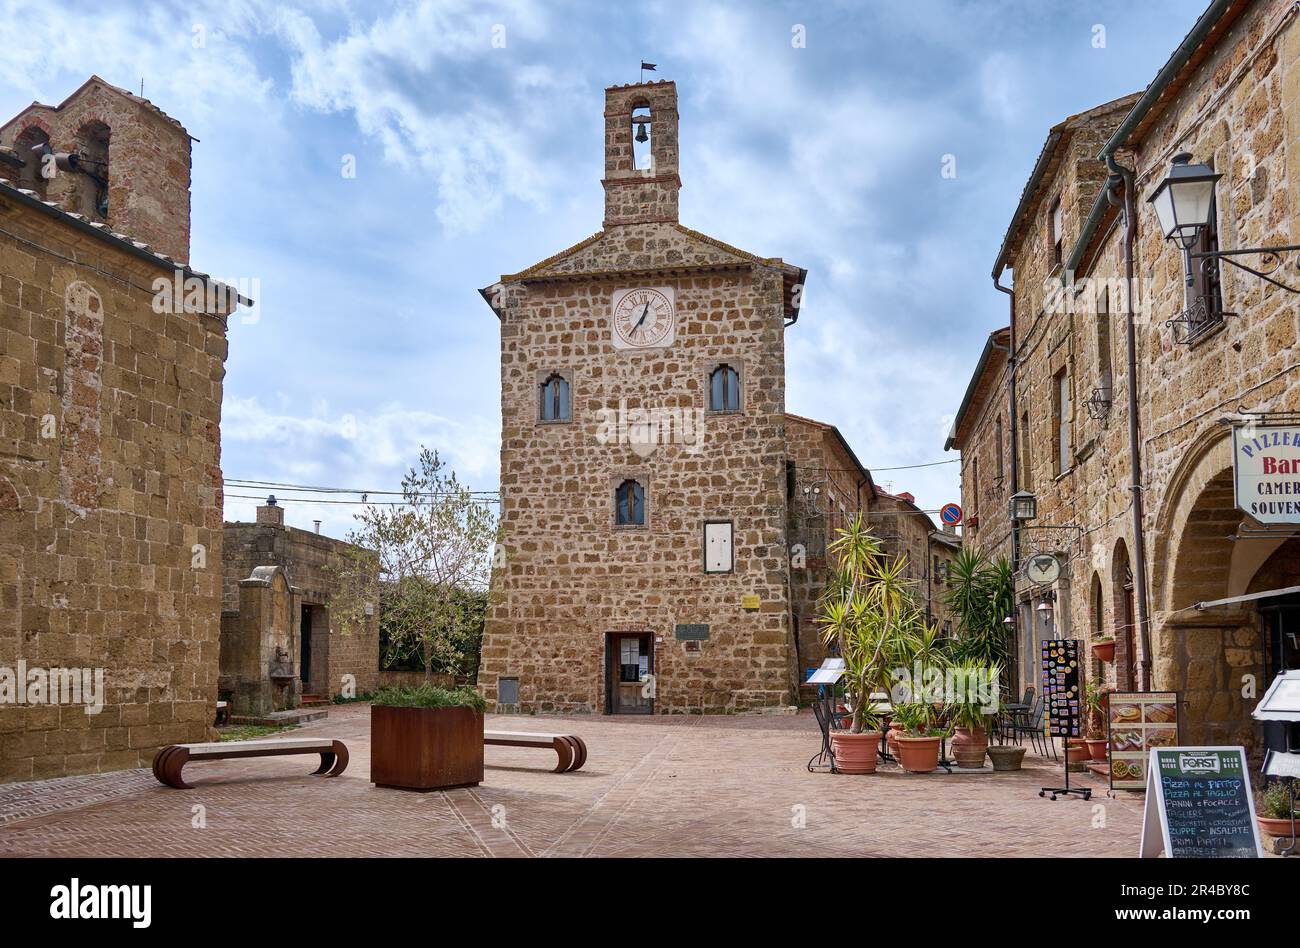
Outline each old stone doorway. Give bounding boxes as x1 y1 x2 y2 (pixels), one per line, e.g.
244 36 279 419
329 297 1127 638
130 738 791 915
606 632 653 714
300 604 329 697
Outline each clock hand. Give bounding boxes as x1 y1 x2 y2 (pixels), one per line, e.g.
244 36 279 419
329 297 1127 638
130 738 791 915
631 302 650 336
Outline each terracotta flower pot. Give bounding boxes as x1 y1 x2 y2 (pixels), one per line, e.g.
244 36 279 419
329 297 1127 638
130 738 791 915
896 735 942 773
887 721 906 759
950 726 988 769
830 730 882 774
1092 640 1116 663
987 744 1027 772
1065 741 1091 764
1257 816 1298 838
1084 738 1109 761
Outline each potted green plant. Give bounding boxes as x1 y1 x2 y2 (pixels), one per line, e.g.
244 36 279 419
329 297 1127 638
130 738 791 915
947 661 1000 769
1257 781 1298 839
892 701 945 772
817 516 923 775
370 683 486 791
1091 636 1115 663
1083 679 1108 761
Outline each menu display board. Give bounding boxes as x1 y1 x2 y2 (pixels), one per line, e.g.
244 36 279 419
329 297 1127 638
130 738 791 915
1107 691 1180 790
1040 639 1081 739
1139 747 1262 858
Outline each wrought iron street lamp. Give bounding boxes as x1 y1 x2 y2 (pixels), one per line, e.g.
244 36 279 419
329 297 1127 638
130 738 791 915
1010 490 1037 523
1149 152 1300 294
1147 153 1221 250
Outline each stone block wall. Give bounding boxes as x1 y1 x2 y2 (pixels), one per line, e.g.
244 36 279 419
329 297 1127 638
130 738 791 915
0 189 227 783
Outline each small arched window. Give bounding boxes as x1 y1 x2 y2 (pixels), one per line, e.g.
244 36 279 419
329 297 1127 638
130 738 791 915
631 104 652 173
14 125 51 197
709 364 740 412
540 373 570 421
615 479 645 526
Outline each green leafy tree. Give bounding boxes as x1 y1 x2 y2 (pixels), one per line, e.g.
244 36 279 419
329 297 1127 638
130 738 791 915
331 448 496 685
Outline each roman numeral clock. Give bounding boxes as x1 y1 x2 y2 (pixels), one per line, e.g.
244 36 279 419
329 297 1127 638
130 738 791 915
611 287 676 349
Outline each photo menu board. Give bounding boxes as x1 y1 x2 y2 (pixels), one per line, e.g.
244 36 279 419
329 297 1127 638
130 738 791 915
1107 691 1179 790
1040 639 1081 739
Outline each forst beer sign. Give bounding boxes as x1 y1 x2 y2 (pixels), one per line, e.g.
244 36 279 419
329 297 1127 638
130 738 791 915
1233 424 1300 524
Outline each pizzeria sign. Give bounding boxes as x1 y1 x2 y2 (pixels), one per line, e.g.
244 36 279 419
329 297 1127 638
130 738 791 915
1232 423 1300 524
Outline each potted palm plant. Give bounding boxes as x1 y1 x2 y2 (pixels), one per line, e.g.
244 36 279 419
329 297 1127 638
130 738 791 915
947 661 1000 769
817 516 918 775
370 683 486 791
892 701 945 772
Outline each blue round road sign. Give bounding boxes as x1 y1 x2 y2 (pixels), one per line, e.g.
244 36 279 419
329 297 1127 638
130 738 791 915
940 503 962 525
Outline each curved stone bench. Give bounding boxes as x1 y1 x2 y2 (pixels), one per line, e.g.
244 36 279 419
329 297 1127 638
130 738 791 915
152 737 349 789
484 731 587 773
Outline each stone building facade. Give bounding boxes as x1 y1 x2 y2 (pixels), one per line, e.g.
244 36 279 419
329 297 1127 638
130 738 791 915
950 0 1300 753
478 81 806 714
0 79 238 781
221 499 380 714
477 82 957 714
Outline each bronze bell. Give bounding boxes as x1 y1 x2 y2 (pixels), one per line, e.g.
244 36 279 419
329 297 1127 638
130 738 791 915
635 122 648 143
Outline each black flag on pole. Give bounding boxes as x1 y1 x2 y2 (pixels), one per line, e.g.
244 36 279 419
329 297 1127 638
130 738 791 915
641 62 657 71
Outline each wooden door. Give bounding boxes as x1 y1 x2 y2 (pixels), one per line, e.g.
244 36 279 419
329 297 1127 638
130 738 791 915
607 632 653 714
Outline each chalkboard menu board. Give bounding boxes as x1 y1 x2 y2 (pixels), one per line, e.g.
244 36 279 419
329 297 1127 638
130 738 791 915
1140 747 1262 858
1040 639 1081 739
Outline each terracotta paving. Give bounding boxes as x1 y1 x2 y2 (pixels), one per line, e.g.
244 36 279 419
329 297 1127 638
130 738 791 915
0 705 1148 857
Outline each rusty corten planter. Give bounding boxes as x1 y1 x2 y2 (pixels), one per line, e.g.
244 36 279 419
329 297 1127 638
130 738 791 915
371 704 484 791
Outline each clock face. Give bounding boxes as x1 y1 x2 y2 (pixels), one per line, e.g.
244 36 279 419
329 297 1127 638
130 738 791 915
611 287 675 349
1026 554 1061 585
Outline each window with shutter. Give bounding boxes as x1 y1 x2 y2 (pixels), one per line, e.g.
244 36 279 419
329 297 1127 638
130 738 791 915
704 521 733 573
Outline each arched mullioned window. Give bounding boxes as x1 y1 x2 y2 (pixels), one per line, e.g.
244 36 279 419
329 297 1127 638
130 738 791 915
709 364 740 412
615 479 645 526
540 373 570 421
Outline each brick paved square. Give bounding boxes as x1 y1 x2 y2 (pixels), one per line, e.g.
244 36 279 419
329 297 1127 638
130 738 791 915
0 705 1146 858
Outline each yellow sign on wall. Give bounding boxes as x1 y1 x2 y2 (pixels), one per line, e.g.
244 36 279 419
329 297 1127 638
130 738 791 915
741 594 761 610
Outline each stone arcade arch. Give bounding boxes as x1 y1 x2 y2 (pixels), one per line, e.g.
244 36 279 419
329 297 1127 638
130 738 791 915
1149 428 1275 748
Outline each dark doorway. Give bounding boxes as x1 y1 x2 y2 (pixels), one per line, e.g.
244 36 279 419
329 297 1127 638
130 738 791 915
300 605 312 690
605 632 653 714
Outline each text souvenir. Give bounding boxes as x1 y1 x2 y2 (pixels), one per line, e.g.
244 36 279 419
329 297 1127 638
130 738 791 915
1041 639 1081 739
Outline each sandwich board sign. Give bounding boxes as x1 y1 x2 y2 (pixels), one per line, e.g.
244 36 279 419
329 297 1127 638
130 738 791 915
1139 746 1262 858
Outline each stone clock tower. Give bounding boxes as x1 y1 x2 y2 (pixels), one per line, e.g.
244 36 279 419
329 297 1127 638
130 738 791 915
477 80 808 714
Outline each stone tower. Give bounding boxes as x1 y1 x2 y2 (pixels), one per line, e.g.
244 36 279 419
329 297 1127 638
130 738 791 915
0 76 193 263
477 81 808 715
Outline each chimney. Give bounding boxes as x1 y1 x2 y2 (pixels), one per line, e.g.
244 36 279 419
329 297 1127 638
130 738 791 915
256 494 284 527
602 80 680 227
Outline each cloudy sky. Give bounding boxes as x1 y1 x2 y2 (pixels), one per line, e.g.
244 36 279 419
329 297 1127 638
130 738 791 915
1 0 1203 537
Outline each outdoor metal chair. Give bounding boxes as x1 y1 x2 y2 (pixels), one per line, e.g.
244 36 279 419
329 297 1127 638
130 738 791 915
1007 696 1054 758
999 686 1036 743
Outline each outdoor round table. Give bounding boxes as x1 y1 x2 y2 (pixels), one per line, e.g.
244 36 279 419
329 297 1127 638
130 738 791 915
1000 703 1030 744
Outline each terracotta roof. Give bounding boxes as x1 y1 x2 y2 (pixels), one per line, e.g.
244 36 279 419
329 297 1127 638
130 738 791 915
785 412 876 499
945 326 1010 451
1 74 193 140
0 177 251 307
991 92 1141 278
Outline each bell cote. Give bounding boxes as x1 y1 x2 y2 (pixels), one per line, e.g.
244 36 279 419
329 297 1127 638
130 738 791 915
602 81 680 228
